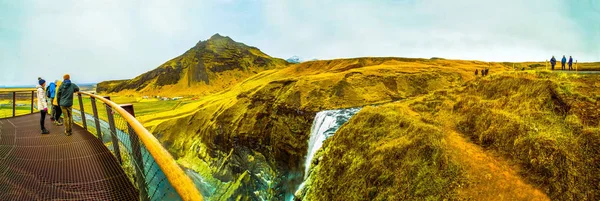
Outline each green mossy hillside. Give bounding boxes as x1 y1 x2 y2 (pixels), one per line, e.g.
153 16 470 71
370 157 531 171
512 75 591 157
300 71 600 200
453 72 600 200
303 105 464 200
149 57 481 200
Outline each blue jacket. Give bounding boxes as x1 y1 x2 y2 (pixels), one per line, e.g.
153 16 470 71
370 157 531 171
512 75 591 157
550 57 556 65
561 57 567 63
568 58 573 64
46 82 56 99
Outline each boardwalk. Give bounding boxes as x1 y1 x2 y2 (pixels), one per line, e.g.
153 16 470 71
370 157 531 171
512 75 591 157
0 114 137 200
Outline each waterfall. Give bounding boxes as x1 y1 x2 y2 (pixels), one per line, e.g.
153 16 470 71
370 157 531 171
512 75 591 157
304 107 362 178
290 107 362 200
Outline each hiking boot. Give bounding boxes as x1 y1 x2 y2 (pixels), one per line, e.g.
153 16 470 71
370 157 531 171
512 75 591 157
41 129 50 134
65 131 72 136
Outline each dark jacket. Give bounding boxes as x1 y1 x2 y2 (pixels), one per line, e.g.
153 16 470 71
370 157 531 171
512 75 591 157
46 82 56 99
568 57 573 64
550 57 556 65
57 80 80 107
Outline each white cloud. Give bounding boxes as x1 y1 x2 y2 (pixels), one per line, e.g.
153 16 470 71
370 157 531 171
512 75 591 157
1 0 598 86
259 0 597 62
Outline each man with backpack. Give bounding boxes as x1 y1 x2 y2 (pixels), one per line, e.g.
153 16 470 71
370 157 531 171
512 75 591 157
57 74 79 136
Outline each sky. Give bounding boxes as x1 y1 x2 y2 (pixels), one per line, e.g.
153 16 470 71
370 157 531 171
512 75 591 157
1 0 599 86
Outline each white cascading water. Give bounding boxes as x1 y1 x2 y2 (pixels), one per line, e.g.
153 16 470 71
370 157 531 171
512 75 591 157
303 107 362 178
290 107 362 200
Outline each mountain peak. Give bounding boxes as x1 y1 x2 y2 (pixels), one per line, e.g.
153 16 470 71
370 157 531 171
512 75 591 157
97 34 288 94
195 33 240 50
209 33 228 40
286 56 303 64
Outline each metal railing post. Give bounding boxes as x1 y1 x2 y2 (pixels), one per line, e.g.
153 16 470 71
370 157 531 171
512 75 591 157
31 91 34 114
121 104 148 201
90 97 103 140
77 93 87 129
103 96 123 165
12 92 16 117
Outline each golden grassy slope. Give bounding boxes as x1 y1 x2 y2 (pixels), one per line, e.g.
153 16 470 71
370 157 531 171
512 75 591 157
301 71 600 200
143 57 518 200
143 57 511 127
301 102 549 201
452 72 600 200
101 56 599 200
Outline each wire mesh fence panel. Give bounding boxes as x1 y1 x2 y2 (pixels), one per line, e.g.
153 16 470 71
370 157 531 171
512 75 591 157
138 140 182 201
0 91 35 118
111 109 183 201
71 95 184 201
0 92 13 118
16 92 34 116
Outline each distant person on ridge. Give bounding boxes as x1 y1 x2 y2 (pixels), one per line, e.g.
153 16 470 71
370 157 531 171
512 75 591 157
475 69 479 76
568 56 573 70
561 55 567 70
57 74 79 136
36 78 50 134
550 56 556 70
52 80 63 126
46 81 56 121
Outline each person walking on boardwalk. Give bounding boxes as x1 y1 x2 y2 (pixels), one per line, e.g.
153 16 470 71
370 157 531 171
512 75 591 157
45 81 56 121
568 56 573 70
57 74 79 136
52 80 63 126
561 55 567 70
550 56 556 70
36 78 50 134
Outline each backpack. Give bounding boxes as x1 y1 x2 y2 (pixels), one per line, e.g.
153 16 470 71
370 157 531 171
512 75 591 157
46 86 51 98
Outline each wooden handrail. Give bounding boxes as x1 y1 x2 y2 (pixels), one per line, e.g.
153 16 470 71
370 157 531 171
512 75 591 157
77 92 203 201
0 89 36 92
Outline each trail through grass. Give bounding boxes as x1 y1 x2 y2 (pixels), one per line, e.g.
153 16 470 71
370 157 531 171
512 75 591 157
445 130 549 200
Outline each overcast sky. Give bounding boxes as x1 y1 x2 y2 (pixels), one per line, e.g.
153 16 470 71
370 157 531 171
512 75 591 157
1 0 599 86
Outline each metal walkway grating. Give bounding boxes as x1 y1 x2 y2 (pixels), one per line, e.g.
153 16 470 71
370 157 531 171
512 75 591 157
0 114 138 200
